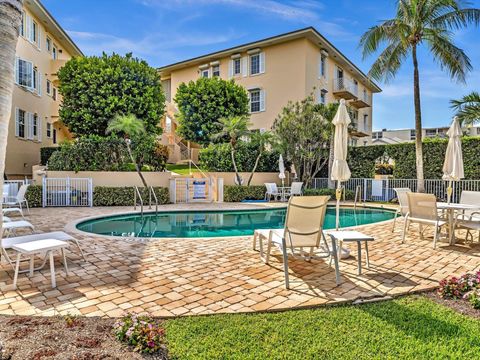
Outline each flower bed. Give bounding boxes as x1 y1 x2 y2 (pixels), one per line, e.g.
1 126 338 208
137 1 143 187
438 271 480 310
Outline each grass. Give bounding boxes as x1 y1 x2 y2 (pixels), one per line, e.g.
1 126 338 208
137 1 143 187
164 295 480 359
166 163 205 175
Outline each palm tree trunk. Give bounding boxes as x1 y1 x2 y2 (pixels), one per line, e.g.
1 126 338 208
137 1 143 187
230 146 242 185
247 152 262 186
0 0 23 227
328 135 335 189
126 140 148 188
412 45 425 192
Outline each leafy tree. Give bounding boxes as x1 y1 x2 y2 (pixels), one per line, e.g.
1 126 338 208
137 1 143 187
132 135 169 171
107 114 148 187
212 116 251 185
451 91 480 124
175 77 249 145
247 131 275 186
359 0 480 192
273 95 331 186
58 53 165 137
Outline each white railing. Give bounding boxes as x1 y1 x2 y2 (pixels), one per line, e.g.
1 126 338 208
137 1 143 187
312 178 480 203
333 77 358 96
170 177 213 204
42 177 93 207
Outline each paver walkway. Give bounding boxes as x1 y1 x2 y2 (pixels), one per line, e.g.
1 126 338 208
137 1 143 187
0 203 479 317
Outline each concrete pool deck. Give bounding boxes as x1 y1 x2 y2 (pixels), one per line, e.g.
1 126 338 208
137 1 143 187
0 203 479 317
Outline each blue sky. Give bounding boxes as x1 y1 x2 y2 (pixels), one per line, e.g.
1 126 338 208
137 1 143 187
43 0 480 130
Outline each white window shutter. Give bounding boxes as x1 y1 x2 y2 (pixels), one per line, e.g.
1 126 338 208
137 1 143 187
260 89 265 111
259 52 265 74
242 56 248 77
228 60 233 78
38 27 42 49
15 57 19 84
26 15 31 41
27 61 33 89
38 72 42 96
15 108 19 137
26 113 32 139
38 117 42 142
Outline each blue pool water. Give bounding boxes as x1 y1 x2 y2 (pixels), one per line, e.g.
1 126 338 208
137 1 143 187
76 207 396 238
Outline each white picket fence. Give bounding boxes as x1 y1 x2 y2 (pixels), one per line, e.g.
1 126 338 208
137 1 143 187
312 178 480 203
42 177 93 207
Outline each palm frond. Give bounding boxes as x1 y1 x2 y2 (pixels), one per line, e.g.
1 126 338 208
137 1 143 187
450 91 480 125
107 114 146 138
368 41 409 82
433 8 480 29
359 19 404 59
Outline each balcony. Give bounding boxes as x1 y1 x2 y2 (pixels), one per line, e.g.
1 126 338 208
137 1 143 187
332 78 358 100
350 93 370 109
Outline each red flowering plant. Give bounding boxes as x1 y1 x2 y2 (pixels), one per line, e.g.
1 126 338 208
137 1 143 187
438 271 480 300
113 313 165 354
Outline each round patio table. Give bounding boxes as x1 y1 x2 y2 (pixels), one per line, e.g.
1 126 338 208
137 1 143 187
436 202 480 245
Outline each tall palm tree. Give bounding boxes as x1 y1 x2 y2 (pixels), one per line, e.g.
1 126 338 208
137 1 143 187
213 115 251 186
247 130 274 186
107 114 148 188
0 0 23 225
451 91 480 124
360 0 480 192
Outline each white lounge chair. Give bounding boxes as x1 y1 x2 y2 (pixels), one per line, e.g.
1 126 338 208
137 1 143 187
255 195 340 288
454 191 480 242
264 183 282 201
1 231 85 271
2 207 24 218
391 188 410 232
3 184 29 214
402 192 447 249
2 216 35 236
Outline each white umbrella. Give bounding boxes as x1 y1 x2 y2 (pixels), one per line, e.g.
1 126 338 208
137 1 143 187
331 99 351 230
279 154 286 188
442 116 464 203
290 163 297 181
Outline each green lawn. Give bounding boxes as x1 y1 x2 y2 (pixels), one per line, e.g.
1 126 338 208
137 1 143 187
166 164 204 175
165 295 480 360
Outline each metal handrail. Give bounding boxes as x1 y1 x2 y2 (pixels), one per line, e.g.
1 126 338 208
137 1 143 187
188 159 210 179
148 186 158 213
133 186 144 216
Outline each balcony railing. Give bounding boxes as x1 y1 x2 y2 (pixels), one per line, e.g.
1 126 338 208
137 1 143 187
333 78 358 99
350 92 371 108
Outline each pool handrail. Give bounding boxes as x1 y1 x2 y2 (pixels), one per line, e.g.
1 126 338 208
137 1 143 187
134 186 144 216
148 186 158 214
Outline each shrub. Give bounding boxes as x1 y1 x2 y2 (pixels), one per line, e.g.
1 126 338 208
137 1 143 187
224 185 266 202
465 289 480 309
200 142 279 172
25 185 42 207
132 135 169 172
438 272 480 299
58 53 164 137
304 188 354 200
113 313 166 354
40 147 59 166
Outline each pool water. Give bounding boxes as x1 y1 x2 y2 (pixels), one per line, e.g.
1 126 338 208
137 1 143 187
76 207 396 238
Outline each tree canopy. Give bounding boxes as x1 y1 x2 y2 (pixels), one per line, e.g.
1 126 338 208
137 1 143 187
58 53 165 137
174 77 249 145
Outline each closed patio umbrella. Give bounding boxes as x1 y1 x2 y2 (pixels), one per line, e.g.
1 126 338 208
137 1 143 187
442 116 464 203
331 99 352 230
279 154 286 188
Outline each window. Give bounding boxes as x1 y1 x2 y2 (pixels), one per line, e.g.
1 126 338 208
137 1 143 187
53 128 57 144
319 89 327 105
33 66 37 90
33 113 38 138
52 45 57 60
46 79 52 95
233 58 241 75
250 54 260 75
200 68 209 78
249 89 265 113
477 127 480 135
19 11 25 36
16 109 26 138
363 114 368 132
319 54 326 77
46 122 52 138
29 19 38 44
212 65 220 77
410 129 416 140
426 129 437 137
46 36 51 52
349 138 358 147
372 131 383 140
52 87 57 101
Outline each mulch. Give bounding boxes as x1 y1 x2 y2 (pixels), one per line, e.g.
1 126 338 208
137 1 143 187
424 291 480 320
0 316 168 360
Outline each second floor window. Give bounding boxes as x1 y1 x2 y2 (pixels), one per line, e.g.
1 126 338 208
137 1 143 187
363 114 368 131
46 37 51 52
233 58 241 75
249 89 265 113
320 54 326 77
250 54 260 75
52 87 57 101
16 109 26 138
16 58 33 88
47 122 52 138
212 65 220 77
19 11 25 36
200 68 209 78
52 45 57 60
46 79 52 95
410 130 416 140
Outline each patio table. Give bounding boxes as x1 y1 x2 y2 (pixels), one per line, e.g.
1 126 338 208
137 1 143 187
278 187 291 202
437 202 480 245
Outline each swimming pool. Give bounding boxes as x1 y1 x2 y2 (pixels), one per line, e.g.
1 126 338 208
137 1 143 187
76 206 396 238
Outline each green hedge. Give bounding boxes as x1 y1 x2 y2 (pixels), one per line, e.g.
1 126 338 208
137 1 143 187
25 186 169 207
348 137 480 179
200 142 279 172
224 185 266 202
40 147 59 166
304 188 354 200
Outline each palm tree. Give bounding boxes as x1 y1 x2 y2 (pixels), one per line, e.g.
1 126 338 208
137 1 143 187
451 91 480 124
0 0 23 224
107 114 148 188
360 0 480 192
213 115 251 186
247 130 275 186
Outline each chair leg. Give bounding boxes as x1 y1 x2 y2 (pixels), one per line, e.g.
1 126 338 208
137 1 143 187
25 200 30 215
252 232 257 251
281 237 290 289
73 239 86 261
329 236 341 286
62 248 69 275
29 256 34 277
13 253 21 290
365 241 370 268
401 217 409 243
433 223 439 249
391 210 399 233
265 232 273 264
49 251 56 288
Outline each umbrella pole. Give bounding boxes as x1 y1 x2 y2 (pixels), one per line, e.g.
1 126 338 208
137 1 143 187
336 180 342 231
447 180 453 204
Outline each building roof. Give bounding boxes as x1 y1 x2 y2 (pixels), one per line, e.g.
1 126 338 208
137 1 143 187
158 27 382 93
28 0 83 57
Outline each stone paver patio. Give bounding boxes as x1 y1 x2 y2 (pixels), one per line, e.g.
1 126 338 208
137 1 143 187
0 203 479 317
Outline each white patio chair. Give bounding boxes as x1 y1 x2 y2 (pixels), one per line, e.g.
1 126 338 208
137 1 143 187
1 216 35 236
454 191 480 242
391 188 410 232
255 195 338 289
2 207 24 218
264 183 281 201
286 182 303 197
402 192 447 249
3 184 29 214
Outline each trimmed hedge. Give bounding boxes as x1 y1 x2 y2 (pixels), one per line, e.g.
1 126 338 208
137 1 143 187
40 147 59 166
25 186 169 207
224 185 266 202
200 142 279 172
304 188 354 200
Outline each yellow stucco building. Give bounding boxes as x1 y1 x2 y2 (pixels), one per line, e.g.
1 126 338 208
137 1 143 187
159 27 382 161
6 0 82 178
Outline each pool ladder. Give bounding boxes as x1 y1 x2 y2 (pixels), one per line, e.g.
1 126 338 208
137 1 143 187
134 186 159 216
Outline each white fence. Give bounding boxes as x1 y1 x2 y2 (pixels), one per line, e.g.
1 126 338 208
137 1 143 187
169 177 213 204
42 177 93 207
3 180 26 199
312 178 480 203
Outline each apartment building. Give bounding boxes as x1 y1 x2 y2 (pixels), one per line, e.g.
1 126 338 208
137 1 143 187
6 0 82 178
371 125 480 145
159 27 382 160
